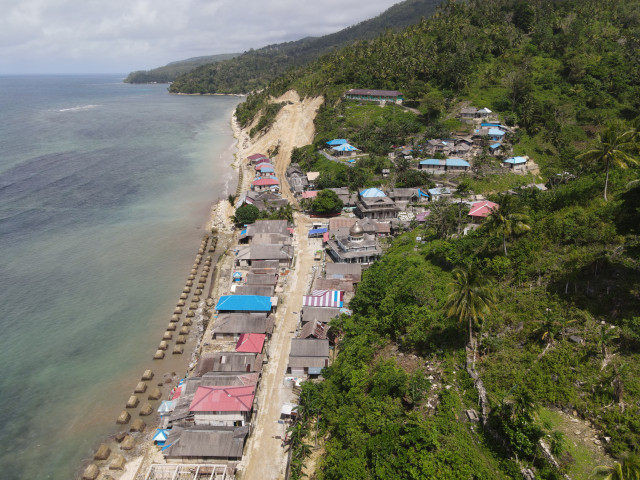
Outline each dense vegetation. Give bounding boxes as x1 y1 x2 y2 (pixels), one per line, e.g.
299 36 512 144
167 0 443 94
123 53 238 84
292 166 640 478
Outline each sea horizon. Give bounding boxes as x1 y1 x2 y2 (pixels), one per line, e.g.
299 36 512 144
0 74 241 479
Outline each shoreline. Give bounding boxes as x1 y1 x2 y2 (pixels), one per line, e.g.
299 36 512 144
77 107 244 480
82 90 322 480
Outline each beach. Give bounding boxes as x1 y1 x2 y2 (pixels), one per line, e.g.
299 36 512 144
81 90 323 480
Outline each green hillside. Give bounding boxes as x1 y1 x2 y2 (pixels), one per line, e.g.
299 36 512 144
244 1 640 479
239 0 640 176
124 53 239 84
167 0 443 94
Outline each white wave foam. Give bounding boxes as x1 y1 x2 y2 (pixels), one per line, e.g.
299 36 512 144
58 104 101 112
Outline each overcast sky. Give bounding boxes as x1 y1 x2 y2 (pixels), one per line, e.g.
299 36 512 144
1 0 404 74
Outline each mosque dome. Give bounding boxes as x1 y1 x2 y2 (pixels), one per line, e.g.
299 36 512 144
349 221 364 239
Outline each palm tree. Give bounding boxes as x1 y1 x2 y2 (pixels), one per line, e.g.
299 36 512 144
577 122 637 201
483 194 532 256
446 264 496 347
592 454 640 480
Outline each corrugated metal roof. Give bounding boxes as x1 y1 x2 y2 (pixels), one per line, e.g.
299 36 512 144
468 201 499 218
504 156 527 164
326 139 347 145
236 333 266 353
488 128 505 136
359 187 386 198
346 89 402 96
215 295 272 312
302 290 344 308
446 158 470 167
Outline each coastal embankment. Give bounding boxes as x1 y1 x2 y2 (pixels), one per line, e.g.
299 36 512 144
80 90 322 480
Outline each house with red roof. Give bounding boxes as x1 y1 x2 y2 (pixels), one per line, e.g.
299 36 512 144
247 153 269 164
189 385 256 427
251 177 280 192
468 201 499 221
235 333 266 353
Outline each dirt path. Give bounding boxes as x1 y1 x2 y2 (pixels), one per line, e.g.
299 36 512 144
240 91 323 205
237 212 316 480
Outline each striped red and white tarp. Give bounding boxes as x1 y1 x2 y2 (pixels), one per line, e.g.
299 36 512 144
302 290 344 308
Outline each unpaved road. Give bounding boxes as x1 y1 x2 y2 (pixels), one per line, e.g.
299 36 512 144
237 212 317 480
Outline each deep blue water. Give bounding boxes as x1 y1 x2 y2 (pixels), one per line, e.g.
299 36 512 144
0 75 240 479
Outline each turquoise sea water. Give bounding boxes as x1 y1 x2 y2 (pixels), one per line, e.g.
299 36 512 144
0 75 241 479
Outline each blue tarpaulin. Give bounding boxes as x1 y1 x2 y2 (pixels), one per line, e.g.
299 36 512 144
308 228 328 237
326 139 347 146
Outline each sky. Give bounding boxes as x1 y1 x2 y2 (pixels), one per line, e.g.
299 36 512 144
1 0 404 75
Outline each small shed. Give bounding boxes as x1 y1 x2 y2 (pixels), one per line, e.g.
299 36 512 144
152 429 170 445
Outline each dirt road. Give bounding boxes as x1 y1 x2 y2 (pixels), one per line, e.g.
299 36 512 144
237 212 316 480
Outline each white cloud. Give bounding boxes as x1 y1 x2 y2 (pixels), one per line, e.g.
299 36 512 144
0 0 402 73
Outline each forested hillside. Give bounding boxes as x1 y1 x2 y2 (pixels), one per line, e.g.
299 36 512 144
123 53 239 84
167 0 443 94
241 1 640 479
239 0 639 175
294 172 640 479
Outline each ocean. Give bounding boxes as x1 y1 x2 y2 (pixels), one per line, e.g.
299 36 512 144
0 75 241 479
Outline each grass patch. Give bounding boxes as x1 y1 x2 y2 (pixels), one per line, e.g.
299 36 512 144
538 408 612 480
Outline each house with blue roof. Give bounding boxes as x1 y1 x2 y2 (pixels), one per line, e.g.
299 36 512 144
503 156 528 173
428 187 453 202
215 295 274 313
419 158 470 174
488 128 506 142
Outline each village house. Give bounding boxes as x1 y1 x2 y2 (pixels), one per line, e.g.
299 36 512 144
189 385 256 427
459 107 493 122
503 156 528 173
235 333 266 354
428 187 453 202
215 295 275 314
286 164 310 193
313 277 354 293
247 153 269 164
287 338 330 377
299 319 329 340
162 425 249 463
468 200 499 222
387 187 429 204
419 158 470 174
196 352 264 376
355 188 400 220
211 313 275 342
328 187 357 207
244 219 290 238
344 89 403 104
251 177 279 192
233 285 274 296
301 306 341 325
326 221 382 265
332 143 359 157
167 373 260 428
242 190 289 212
325 263 362 283
235 244 294 267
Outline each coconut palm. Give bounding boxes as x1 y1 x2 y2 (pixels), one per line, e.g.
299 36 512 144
483 194 532 256
577 122 637 201
592 454 640 480
446 264 496 347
